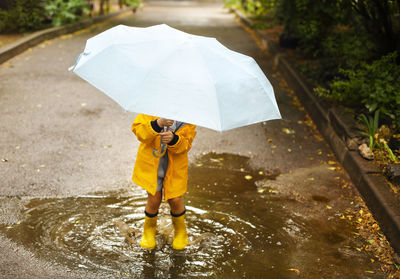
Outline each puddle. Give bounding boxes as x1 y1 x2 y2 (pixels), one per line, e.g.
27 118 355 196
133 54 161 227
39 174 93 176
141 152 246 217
0 153 382 278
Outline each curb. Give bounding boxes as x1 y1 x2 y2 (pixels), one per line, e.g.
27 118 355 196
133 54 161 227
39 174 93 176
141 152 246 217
0 7 135 65
234 9 400 254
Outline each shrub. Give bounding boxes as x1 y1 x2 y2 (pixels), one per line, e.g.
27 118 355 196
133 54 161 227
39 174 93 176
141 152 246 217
318 52 400 128
275 0 348 55
44 0 89 27
321 30 376 70
0 0 47 32
123 0 141 8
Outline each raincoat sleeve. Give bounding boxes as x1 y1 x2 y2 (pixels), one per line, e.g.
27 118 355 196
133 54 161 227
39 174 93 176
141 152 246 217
131 114 159 144
167 124 196 154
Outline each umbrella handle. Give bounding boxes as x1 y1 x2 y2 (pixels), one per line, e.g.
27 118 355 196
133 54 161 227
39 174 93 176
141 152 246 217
152 126 169 158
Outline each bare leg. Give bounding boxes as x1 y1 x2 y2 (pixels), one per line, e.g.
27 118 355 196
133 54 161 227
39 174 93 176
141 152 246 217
168 196 185 215
145 191 162 214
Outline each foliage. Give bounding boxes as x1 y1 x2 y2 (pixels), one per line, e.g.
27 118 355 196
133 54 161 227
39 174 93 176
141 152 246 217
348 0 400 55
321 30 376 70
301 30 376 86
123 0 141 7
274 0 348 55
44 0 89 27
0 0 93 32
224 0 277 18
358 110 380 151
317 52 400 128
0 0 47 32
358 112 398 163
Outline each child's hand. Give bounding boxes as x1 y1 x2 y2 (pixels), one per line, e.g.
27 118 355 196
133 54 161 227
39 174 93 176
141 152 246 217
157 118 174 127
160 131 174 144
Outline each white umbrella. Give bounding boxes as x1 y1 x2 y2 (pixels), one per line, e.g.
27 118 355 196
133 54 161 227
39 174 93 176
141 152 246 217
69 24 281 131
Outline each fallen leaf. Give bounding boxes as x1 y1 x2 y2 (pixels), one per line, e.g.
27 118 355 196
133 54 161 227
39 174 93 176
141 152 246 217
282 128 295 134
288 148 292 152
1 158 8 162
258 171 263 175
15 146 20 150
328 161 336 165
328 167 336 171
307 177 315 181
196 163 203 167
244 175 253 180
364 271 374 274
326 205 332 209
314 134 324 141
267 138 273 142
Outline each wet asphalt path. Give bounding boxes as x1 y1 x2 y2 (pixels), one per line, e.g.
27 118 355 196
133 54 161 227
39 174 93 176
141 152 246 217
0 0 387 278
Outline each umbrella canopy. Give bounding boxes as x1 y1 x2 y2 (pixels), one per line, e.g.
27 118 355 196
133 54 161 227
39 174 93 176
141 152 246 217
69 24 281 131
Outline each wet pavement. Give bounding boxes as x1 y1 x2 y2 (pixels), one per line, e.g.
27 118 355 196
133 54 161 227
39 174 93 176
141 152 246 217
0 0 390 278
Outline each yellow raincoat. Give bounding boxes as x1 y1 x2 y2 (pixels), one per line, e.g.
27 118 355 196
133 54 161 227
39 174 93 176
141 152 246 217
132 114 196 201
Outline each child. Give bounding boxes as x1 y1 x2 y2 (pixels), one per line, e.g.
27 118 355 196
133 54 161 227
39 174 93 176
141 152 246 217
131 114 197 250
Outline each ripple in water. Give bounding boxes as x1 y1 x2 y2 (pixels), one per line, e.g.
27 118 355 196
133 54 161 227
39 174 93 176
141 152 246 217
1 153 367 278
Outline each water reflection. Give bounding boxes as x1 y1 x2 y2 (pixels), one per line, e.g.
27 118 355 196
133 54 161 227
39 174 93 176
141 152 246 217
0 153 382 278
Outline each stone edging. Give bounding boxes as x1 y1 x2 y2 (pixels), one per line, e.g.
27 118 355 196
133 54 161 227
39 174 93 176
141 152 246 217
234 9 400 255
0 7 135 65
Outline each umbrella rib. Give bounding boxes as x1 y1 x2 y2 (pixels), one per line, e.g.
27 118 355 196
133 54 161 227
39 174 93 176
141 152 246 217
126 40 188 112
191 41 222 131
201 42 279 112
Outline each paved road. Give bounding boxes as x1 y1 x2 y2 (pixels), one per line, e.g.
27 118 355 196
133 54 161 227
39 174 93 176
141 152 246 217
0 1 387 278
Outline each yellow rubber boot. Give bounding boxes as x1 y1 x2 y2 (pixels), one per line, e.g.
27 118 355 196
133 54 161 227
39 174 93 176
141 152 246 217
172 213 188 250
140 215 157 249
